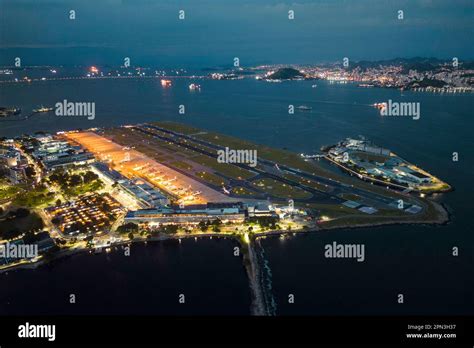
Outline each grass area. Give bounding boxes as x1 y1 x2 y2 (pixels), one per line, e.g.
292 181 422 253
196 171 227 186
304 203 359 218
191 154 256 180
305 204 408 228
310 198 444 228
13 186 55 208
231 186 258 196
374 208 411 217
0 182 24 201
106 127 199 160
170 160 194 171
282 173 333 193
194 131 320 174
339 193 362 201
153 155 173 162
320 215 392 228
153 141 182 153
252 178 312 200
319 212 427 228
63 180 104 197
151 121 202 135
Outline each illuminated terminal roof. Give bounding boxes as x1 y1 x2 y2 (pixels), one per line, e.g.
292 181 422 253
91 161 169 208
121 179 169 208
92 162 127 183
124 201 277 224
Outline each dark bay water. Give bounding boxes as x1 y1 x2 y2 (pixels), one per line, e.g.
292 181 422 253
0 78 472 315
0 239 249 315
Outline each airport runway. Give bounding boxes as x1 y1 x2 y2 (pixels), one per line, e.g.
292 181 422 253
137 124 409 209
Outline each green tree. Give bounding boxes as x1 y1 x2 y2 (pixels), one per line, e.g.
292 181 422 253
117 222 139 234
164 225 178 234
68 174 83 187
83 171 98 184
24 166 36 179
198 221 208 232
211 218 222 227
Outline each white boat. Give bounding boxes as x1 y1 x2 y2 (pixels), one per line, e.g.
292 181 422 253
189 83 201 91
297 105 312 111
33 106 54 113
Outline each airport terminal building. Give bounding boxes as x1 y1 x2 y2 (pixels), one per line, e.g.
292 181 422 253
125 202 246 225
124 201 277 225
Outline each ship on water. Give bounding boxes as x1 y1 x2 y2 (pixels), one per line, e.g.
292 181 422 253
161 79 172 87
32 106 54 113
0 107 21 117
189 83 201 91
297 105 312 111
372 102 387 110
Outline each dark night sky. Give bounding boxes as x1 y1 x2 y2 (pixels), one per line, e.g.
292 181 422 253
0 0 473 67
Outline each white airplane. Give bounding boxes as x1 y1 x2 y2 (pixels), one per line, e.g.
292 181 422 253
222 186 231 194
133 163 150 171
148 172 162 179
164 176 177 184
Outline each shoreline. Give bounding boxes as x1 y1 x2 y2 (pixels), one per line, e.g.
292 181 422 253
318 200 450 231
0 204 452 317
0 200 450 275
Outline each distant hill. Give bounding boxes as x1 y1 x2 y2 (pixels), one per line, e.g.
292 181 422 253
267 67 306 80
406 78 447 88
348 57 474 72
